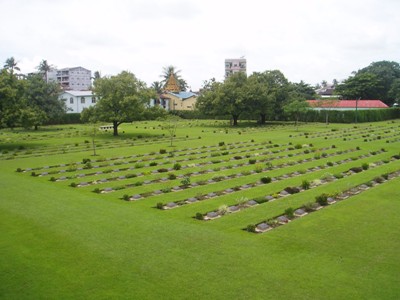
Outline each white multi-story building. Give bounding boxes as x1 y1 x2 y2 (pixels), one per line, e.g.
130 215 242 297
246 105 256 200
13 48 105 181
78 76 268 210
225 58 246 78
47 66 92 90
59 90 97 113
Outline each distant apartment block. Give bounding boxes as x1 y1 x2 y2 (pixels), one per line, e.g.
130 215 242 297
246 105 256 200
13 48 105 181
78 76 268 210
225 58 246 78
47 66 92 90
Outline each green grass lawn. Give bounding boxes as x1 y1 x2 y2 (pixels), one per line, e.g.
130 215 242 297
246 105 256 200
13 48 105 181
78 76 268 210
1 120 400 299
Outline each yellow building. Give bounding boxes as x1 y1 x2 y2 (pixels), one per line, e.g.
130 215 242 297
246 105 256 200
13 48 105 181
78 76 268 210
152 74 197 111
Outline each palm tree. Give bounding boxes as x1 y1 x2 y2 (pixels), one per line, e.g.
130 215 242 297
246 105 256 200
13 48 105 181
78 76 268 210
160 65 181 84
3 57 20 74
37 59 53 82
160 65 188 91
151 81 163 94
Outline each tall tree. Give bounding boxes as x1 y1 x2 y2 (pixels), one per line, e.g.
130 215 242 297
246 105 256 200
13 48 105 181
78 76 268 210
3 57 20 74
36 59 53 82
0 68 25 128
335 73 384 100
283 96 309 130
151 81 163 94
24 73 65 129
91 71 156 136
247 70 289 124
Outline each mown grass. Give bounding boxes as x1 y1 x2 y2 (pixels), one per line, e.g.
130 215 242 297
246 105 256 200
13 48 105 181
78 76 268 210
1 120 400 299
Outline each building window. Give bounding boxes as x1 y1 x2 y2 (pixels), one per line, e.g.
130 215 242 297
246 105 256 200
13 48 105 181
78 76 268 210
92 97 96 103
81 97 85 104
70 97 74 104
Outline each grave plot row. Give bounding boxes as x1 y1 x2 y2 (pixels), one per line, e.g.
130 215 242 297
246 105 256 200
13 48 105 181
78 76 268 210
155 152 388 210
43 143 337 184
21 139 314 179
106 147 367 198
194 157 392 220
16 139 257 172
247 169 400 233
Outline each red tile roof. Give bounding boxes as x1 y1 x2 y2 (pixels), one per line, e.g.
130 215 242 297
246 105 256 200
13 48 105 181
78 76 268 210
307 100 388 109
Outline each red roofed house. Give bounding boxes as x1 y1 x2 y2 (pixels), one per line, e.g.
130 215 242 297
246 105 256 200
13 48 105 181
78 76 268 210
307 100 388 110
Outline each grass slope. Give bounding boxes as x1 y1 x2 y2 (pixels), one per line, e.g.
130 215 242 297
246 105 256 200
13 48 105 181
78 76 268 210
1 121 400 299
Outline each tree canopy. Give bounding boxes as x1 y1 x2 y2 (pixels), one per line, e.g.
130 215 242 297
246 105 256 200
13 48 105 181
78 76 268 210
87 71 157 136
336 60 400 106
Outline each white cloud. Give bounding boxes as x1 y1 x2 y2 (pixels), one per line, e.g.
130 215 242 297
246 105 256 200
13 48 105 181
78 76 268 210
1 0 399 89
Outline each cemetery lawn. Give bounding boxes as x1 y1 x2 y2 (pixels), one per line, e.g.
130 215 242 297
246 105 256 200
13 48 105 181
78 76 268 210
1 120 400 299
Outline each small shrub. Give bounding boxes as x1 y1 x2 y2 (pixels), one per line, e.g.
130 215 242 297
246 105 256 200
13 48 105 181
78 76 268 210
218 141 225 146
162 188 171 193
122 194 130 201
301 180 310 190
374 176 384 183
316 193 329 206
326 161 334 167
217 205 228 215
31 172 37 177
82 158 91 164
83 162 92 169
158 168 168 173
173 163 181 170
168 173 177 180
285 207 295 219
254 164 263 173
159 149 167 154
93 188 101 193
156 202 164 209
294 144 302 149
382 173 389 180
234 156 242 160
134 181 143 186
50 177 56 182
334 173 344 179
392 154 400 160
180 175 191 187
350 167 363 173
195 212 204 220
361 163 369 170
260 176 272 184
248 159 257 164
284 186 300 194
70 182 77 187
246 224 256 233
135 163 145 169
149 161 158 167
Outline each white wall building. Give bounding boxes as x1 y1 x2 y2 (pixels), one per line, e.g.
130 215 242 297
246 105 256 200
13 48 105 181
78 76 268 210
59 90 97 113
47 67 92 90
225 58 246 78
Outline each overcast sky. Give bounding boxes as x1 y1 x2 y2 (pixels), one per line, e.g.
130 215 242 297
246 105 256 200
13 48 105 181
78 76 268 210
1 0 399 90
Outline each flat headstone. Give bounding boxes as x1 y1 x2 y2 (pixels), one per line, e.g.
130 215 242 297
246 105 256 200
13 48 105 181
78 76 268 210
207 192 217 198
206 211 219 219
228 205 239 212
207 179 215 184
327 197 336 204
132 194 141 199
40 172 48 176
100 178 108 183
277 216 289 223
78 174 85 177
280 190 289 196
241 184 250 189
153 190 162 195
191 182 199 187
224 188 234 193
247 200 258 206
265 195 275 201
294 208 307 216
166 202 177 208
57 176 67 181
96 171 103 175
186 197 198 203
256 223 271 232
103 187 113 192
172 186 182 191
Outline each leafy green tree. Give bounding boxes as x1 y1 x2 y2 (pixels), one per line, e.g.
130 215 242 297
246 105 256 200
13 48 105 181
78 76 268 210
290 80 317 100
358 61 400 105
247 70 289 124
19 106 47 129
208 72 248 126
24 74 65 129
0 68 25 128
388 78 400 106
335 72 384 100
283 96 309 130
91 71 156 136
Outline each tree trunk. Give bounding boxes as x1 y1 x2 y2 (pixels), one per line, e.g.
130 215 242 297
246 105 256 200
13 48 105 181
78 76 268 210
113 121 119 136
260 113 266 125
232 114 239 126
34 125 38 130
